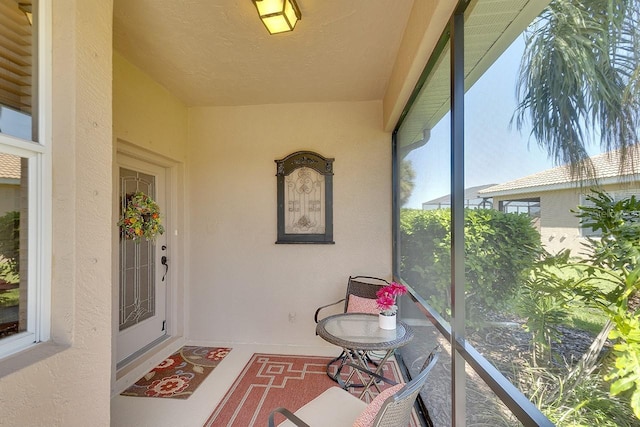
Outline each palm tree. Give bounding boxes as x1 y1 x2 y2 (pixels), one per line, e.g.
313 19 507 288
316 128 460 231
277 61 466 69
515 4 640 417
399 160 416 207
513 0 640 179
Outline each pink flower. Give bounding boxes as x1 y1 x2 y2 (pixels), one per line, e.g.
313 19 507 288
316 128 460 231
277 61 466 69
388 282 407 296
376 282 408 315
376 293 396 312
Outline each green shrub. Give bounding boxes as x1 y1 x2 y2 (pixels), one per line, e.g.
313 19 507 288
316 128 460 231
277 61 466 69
519 362 637 426
573 190 640 419
0 288 18 308
516 250 579 366
400 208 541 323
520 190 640 421
0 211 19 268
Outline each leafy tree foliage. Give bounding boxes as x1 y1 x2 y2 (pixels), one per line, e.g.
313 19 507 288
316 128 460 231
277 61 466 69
514 0 640 178
399 159 416 207
517 250 576 366
522 191 640 419
574 190 640 419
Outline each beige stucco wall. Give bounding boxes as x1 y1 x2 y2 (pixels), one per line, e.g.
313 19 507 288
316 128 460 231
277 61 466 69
111 51 188 389
382 0 455 130
0 183 19 216
113 51 189 163
0 0 450 424
492 189 583 256
187 101 392 346
494 182 639 256
0 0 113 426
537 190 582 255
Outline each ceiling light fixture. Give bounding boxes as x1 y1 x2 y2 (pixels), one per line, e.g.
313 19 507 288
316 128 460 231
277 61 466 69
18 3 33 26
252 0 301 35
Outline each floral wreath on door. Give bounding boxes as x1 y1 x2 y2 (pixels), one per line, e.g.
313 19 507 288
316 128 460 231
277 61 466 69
118 191 165 241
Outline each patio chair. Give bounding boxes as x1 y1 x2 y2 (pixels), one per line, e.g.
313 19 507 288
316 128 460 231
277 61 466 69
314 275 390 386
267 345 440 427
314 276 390 323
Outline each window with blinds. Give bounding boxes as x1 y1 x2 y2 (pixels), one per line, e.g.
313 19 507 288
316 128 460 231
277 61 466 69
0 0 34 141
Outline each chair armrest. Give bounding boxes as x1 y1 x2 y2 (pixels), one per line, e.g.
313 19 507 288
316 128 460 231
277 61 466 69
313 298 345 323
345 362 398 386
268 407 311 427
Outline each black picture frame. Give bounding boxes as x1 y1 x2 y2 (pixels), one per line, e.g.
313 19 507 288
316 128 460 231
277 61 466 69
275 151 335 244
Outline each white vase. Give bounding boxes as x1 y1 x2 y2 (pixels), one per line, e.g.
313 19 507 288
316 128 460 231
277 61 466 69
379 313 396 330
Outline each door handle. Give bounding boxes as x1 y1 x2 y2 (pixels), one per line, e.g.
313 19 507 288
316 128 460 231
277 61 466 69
161 255 168 281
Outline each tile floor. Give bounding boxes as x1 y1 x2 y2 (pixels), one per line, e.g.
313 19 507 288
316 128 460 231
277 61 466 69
110 342 339 427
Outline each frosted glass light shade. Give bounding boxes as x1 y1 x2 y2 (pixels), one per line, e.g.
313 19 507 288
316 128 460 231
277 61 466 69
252 0 301 34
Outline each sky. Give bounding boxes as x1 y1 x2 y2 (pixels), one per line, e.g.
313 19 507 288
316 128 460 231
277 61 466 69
0 28 606 207
403 36 603 209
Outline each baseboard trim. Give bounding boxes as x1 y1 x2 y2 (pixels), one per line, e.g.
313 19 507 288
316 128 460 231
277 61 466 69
112 336 186 396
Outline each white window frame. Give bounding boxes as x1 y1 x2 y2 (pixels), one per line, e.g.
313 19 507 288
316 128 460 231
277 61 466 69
0 0 52 359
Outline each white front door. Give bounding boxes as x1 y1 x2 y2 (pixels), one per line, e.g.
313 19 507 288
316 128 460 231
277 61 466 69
116 155 168 364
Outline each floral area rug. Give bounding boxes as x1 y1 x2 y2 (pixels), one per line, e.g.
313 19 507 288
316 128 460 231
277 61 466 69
204 353 420 426
121 346 231 399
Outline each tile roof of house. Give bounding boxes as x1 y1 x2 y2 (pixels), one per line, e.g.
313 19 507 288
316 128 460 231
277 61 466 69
422 184 497 206
478 147 640 197
0 153 21 180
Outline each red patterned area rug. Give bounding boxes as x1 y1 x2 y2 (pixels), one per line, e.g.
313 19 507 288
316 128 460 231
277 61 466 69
204 353 420 427
121 346 231 399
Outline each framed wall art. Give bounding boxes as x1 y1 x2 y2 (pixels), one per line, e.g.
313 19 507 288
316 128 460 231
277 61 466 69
275 151 334 244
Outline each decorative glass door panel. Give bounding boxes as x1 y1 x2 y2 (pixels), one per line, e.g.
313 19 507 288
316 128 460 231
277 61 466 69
120 168 156 330
117 158 167 365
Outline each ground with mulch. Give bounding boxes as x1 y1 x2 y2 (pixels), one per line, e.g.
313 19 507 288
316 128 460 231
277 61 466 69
0 321 18 338
401 311 611 427
467 312 601 379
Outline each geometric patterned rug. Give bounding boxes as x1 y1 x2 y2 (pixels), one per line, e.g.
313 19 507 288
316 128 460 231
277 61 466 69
120 346 231 399
203 353 419 426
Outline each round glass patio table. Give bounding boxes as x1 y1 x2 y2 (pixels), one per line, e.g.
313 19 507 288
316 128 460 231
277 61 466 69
316 313 414 398
316 313 413 350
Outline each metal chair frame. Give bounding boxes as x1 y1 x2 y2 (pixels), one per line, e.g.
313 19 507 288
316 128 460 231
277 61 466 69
314 275 390 323
314 275 390 387
268 346 441 427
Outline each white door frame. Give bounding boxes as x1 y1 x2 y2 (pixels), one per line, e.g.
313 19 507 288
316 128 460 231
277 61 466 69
112 140 185 388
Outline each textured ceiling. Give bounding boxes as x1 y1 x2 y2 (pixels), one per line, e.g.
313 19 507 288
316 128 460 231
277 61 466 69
113 0 415 107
